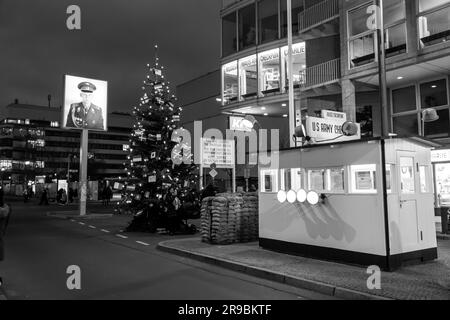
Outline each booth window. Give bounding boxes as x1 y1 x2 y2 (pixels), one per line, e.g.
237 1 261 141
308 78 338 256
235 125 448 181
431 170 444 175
350 164 377 194
282 42 306 90
259 48 281 95
399 157 415 194
419 165 431 193
281 168 302 191
239 55 258 99
222 61 238 104
386 164 394 193
308 169 326 192
261 169 278 193
327 168 345 193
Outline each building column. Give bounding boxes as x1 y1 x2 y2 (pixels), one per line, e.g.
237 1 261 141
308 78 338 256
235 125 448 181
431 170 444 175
341 78 356 122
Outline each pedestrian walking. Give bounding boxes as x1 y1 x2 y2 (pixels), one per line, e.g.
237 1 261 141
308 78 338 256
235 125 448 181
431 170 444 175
39 188 49 206
0 188 11 287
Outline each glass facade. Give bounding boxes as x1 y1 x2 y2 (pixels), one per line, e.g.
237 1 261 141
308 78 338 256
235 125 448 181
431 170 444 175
258 0 279 44
239 4 256 50
222 12 237 57
221 42 305 104
418 0 450 47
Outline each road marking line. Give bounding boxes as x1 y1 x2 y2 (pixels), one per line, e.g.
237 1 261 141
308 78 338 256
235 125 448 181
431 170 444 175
89 225 96 229
78 222 85 225
116 234 128 239
136 241 150 246
100 229 110 233
70 219 76 222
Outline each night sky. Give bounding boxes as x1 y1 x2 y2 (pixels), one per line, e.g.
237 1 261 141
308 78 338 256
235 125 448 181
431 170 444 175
0 0 221 112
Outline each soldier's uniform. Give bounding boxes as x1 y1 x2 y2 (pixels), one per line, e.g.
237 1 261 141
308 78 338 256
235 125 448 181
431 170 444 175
66 82 105 130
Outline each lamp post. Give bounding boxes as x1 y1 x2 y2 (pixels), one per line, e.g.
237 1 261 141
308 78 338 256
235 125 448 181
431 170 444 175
287 0 296 147
421 108 439 136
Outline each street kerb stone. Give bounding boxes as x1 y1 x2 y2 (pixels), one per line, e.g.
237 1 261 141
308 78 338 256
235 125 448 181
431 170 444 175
157 238 387 300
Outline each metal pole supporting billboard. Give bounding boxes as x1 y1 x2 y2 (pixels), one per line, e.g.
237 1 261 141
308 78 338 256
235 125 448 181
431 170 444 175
79 129 88 216
287 0 295 148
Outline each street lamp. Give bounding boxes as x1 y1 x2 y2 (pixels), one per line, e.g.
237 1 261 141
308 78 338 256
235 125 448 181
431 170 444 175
421 108 439 136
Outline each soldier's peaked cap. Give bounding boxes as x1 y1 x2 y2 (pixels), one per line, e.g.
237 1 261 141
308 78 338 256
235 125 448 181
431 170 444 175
78 82 97 93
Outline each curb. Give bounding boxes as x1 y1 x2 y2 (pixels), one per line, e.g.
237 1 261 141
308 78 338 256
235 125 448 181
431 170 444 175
157 241 390 301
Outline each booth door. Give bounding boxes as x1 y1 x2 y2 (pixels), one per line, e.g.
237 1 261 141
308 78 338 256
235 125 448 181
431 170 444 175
397 151 422 249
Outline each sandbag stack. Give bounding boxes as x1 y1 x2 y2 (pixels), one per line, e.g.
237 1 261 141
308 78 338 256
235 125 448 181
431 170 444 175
201 192 259 244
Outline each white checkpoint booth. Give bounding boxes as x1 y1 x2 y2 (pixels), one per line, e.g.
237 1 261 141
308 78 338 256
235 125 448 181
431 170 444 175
259 137 438 270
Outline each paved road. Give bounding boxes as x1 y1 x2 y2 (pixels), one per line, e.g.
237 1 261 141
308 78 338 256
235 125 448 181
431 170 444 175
0 202 333 300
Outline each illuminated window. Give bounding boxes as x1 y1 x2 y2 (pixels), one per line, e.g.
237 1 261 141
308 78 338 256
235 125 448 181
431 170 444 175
239 55 258 99
280 168 302 192
259 49 281 95
281 42 306 89
326 168 345 193
308 169 326 192
222 61 239 104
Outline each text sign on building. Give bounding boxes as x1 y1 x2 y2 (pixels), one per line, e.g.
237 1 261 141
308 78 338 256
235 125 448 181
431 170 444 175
431 149 450 163
306 117 361 144
201 138 235 169
321 110 347 121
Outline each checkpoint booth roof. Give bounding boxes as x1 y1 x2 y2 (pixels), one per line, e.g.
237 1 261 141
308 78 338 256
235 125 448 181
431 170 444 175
258 136 440 270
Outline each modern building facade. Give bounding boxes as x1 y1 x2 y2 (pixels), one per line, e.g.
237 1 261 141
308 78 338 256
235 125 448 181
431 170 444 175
0 102 132 188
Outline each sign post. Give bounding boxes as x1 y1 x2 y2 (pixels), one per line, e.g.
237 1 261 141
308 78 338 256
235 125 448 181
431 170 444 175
79 129 88 216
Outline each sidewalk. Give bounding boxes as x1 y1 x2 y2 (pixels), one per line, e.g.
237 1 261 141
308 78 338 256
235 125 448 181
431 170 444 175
158 238 450 300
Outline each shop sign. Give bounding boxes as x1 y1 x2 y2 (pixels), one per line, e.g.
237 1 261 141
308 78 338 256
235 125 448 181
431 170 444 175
305 116 361 144
431 149 450 163
321 110 347 121
201 138 235 169
282 42 305 56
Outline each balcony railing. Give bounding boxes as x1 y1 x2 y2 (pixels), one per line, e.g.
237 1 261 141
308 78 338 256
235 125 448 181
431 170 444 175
298 0 339 32
304 58 341 88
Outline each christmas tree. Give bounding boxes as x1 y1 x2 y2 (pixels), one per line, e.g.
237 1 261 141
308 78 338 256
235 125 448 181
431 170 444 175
124 45 199 212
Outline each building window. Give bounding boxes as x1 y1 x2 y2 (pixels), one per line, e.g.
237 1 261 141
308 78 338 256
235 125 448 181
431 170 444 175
350 164 377 194
222 12 237 57
258 0 279 44
308 169 326 192
281 0 303 37
259 48 281 95
239 55 258 99
0 160 12 170
392 78 450 138
327 168 345 193
418 0 450 47
238 4 256 50
348 3 376 68
384 0 406 57
261 169 278 193
222 61 238 104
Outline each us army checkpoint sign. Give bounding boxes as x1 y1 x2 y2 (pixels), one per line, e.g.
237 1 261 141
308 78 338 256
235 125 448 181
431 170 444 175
63 75 108 132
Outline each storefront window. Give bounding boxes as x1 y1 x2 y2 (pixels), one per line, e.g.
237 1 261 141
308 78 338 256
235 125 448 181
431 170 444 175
222 12 237 57
327 168 345 193
261 169 278 193
282 42 306 90
258 0 279 44
350 164 377 194
222 61 238 104
239 4 256 50
239 55 258 99
259 48 281 95
436 163 450 206
281 0 303 37
418 0 450 47
308 169 326 192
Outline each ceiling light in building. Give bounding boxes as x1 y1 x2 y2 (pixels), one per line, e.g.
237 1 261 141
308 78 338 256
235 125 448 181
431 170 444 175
277 190 287 203
283 114 288 118
282 103 287 107
216 98 222 102
287 190 297 204
397 76 404 80
431 85 437 88
307 191 320 205
261 107 266 110
264 113 268 116
297 189 307 203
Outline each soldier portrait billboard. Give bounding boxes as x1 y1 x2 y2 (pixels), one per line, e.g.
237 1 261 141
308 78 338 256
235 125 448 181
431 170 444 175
63 75 108 131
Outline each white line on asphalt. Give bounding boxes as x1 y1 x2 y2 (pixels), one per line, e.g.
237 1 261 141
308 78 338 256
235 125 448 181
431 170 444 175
70 219 76 222
79 222 85 225
116 234 128 239
89 225 96 229
100 229 110 233
136 241 150 246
